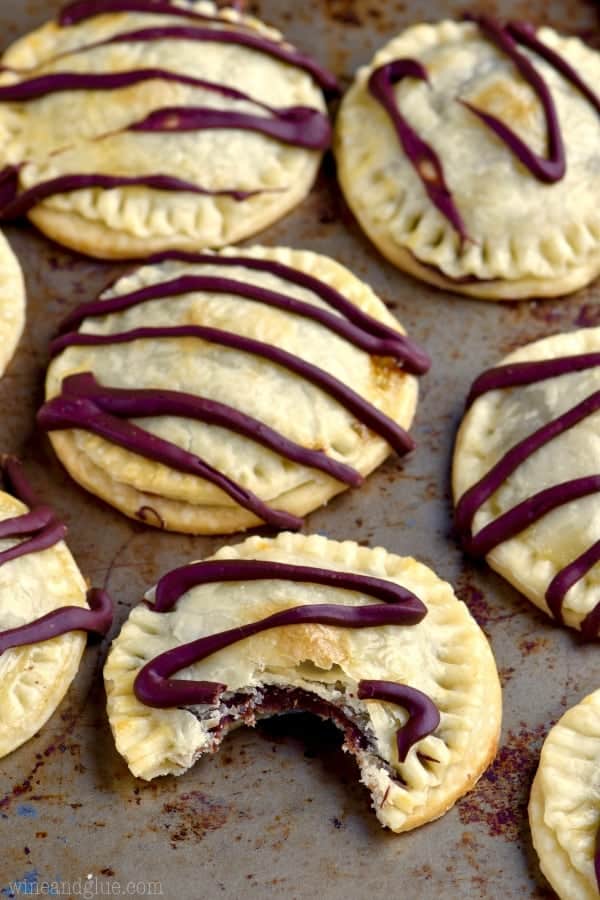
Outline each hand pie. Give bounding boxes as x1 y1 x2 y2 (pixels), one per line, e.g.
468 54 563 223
0 0 335 258
453 327 600 636
529 689 600 900
38 245 428 534
0 458 112 759
104 532 501 833
335 16 600 300
0 230 25 379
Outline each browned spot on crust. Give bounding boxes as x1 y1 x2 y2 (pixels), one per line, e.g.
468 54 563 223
370 355 405 392
417 159 438 183
468 80 539 131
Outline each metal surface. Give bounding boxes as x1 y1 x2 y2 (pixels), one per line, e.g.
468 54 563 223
1 1 600 897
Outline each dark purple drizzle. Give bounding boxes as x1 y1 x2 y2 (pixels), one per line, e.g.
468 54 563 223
357 681 440 763
57 270 427 373
150 558 427 614
368 59 469 244
38 374 303 531
139 252 430 373
462 476 600 559
46 327 415 455
0 72 331 152
457 352 600 637
467 353 600 407
546 539 600 631
126 105 330 149
0 587 113 655
0 170 263 221
59 0 248 28
0 69 262 104
0 457 113 653
0 458 66 567
133 558 439 763
0 1 337 219
368 17 600 239
462 15 565 183
39 372 363 488
506 21 600 117
45 23 339 94
42 242 424 531
455 389 600 540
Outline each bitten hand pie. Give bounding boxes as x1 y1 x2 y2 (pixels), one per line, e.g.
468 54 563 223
529 690 600 900
335 16 600 300
0 230 25 379
38 245 428 535
0 0 336 258
453 327 600 637
104 532 501 833
0 458 112 758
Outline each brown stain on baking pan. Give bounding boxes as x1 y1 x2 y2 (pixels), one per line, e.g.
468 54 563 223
457 722 549 841
0 708 79 812
160 791 230 848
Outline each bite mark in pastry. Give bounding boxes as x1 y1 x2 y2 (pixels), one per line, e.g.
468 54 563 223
0 457 113 759
38 246 428 534
104 532 501 832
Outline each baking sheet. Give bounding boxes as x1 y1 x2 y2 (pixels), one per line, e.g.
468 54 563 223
1 1 600 897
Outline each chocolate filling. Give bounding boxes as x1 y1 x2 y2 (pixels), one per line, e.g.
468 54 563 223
197 684 431 794
131 559 439 765
206 686 370 754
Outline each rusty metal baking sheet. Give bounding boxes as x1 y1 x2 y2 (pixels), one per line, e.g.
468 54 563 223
2 0 600 897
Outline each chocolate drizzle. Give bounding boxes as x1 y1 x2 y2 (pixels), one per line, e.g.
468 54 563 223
357 681 440 763
40 253 427 528
456 351 600 635
368 60 469 244
462 15 565 183
367 16 600 238
46 326 414 452
0 72 331 151
132 557 439 764
46 22 339 94
58 251 429 374
466 353 600 407
59 0 248 28
0 457 113 654
38 373 304 531
150 559 428 614
455 389 600 541
0 458 67 567
0 0 337 220
127 105 330 149
0 587 113 655
0 170 263 222
57 268 428 374
505 22 600 118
